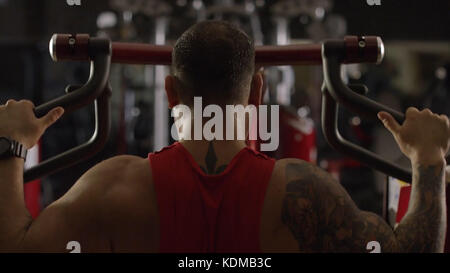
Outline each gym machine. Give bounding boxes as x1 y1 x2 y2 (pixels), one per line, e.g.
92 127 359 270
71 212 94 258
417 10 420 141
24 33 416 185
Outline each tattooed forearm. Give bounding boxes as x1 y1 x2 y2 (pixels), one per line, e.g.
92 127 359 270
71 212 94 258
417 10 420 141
281 160 446 253
200 142 227 175
394 162 446 252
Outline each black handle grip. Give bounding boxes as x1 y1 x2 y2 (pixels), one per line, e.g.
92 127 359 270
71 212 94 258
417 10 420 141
23 37 112 183
322 41 405 124
24 84 112 183
321 39 413 183
34 39 111 118
321 84 412 183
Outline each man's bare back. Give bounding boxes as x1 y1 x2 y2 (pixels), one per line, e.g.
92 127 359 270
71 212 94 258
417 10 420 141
2 131 444 253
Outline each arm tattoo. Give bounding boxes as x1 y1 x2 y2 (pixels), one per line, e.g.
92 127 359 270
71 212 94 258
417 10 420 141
200 142 227 175
394 163 446 252
282 161 445 252
281 163 320 251
282 162 383 252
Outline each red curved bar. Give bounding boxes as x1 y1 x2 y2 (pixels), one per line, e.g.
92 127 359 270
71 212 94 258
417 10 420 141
111 43 323 66
256 44 322 66
49 34 383 66
112 42 173 65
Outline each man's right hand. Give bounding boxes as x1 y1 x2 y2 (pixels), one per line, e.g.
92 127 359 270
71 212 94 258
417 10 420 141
378 107 450 166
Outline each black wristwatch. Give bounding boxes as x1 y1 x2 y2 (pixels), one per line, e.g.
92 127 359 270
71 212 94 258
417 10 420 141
0 137 27 161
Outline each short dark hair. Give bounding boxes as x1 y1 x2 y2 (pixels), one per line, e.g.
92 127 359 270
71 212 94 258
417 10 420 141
172 20 255 105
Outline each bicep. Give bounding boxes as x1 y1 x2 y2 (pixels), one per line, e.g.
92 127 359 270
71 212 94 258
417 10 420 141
282 160 399 252
21 197 109 252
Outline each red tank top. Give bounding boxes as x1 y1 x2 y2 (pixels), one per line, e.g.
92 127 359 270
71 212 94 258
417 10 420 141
148 142 275 253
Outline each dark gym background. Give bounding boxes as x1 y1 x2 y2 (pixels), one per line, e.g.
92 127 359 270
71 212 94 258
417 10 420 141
0 0 449 216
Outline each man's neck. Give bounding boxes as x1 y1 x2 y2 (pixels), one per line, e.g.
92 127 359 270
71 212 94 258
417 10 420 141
179 140 247 175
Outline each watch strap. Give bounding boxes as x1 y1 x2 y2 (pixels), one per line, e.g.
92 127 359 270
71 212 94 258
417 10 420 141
11 140 27 161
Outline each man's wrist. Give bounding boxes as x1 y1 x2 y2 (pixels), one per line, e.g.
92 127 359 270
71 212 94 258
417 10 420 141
411 149 446 167
0 134 30 148
0 157 25 164
0 157 25 177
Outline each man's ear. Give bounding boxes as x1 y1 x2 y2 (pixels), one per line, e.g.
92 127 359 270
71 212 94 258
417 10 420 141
165 75 180 109
248 73 263 106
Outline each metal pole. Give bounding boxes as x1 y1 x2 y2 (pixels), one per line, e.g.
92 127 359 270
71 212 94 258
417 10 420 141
153 16 169 151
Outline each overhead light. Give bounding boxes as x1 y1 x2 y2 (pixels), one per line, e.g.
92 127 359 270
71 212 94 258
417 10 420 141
97 11 117 29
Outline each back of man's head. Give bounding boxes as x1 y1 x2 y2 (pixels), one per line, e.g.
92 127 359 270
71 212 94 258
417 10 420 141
172 20 255 106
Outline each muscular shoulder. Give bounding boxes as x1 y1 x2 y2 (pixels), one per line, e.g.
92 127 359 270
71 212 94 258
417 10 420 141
267 158 332 210
74 155 152 188
271 158 398 252
80 155 151 186
35 155 157 252
84 155 158 251
262 158 338 251
269 158 358 251
274 158 358 220
58 155 153 208
273 158 335 192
